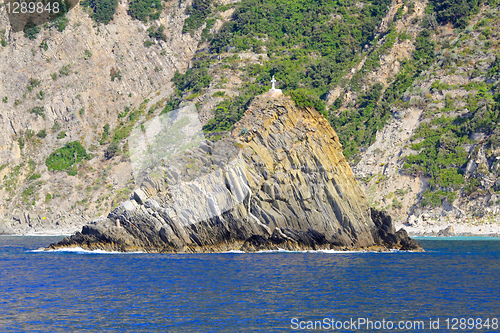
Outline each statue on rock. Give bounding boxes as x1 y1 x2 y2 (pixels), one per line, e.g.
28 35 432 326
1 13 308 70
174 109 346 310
266 75 282 97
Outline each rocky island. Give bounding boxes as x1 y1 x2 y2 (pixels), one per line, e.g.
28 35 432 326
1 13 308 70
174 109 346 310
48 95 422 252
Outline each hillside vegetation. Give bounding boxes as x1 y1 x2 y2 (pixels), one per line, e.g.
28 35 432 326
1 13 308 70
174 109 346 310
169 0 500 224
1 0 500 234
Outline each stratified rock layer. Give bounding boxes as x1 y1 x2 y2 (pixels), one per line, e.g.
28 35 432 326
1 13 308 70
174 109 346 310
48 95 422 252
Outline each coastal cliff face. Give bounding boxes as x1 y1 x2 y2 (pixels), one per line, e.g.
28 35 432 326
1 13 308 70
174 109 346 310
49 95 421 252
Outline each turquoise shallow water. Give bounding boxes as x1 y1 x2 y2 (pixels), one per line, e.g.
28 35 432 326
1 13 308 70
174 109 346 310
0 236 499 332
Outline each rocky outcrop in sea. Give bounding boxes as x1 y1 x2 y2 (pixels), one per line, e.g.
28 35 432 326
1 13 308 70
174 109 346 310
48 95 422 252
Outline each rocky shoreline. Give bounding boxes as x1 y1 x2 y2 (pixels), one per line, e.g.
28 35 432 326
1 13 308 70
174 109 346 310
47 208 422 253
46 95 423 253
397 223 500 237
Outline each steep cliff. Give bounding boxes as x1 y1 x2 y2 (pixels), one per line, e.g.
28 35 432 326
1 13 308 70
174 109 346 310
48 94 421 252
349 3 500 234
0 0 234 234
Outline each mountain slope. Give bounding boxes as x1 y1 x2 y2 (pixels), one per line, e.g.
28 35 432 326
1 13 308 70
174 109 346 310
0 0 499 235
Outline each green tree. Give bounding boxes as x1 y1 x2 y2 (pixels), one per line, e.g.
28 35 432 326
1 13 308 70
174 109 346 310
82 0 118 24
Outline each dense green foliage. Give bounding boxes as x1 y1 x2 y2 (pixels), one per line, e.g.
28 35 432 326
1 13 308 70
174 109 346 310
489 55 500 79
148 25 167 42
203 93 255 132
172 59 212 94
403 81 500 206
46 141 90 175
127 0 162 22
211 0 390 56
183 0 212 34
289 89 327 117
429 0 486 28
100 123 110 145
161 96 182 114
190 0 392 133
331 29 436 159
81 0 118 24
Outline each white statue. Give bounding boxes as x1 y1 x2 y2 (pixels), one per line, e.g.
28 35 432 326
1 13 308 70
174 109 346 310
267 75 282 97
271 75 277 90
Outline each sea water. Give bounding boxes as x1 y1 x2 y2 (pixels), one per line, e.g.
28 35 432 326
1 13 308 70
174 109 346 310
0 236 499 332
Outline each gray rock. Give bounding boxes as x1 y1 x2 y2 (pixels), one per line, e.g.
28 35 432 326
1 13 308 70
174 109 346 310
121 200 138 212
47 95 421 253
133 189 148 205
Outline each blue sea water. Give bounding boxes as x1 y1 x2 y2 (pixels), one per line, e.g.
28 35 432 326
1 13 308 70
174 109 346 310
0 236 499 332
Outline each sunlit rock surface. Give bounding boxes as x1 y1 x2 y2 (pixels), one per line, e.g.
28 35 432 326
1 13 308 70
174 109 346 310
49 95 422 252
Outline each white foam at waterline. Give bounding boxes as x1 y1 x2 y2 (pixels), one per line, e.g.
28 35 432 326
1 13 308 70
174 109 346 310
30 247 409 255
31 247 145 254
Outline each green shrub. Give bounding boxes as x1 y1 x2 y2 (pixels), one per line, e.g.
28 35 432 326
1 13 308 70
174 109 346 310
40 41 48 51
59 64 71 76
100 123 110 144
392 198 402 209
105 142 120 159
18 137 25 150
45 141 90 174
161 96 181 114
127 0 162 22
81 0 119 24
203 94 255 132
37 129 47 138
463 178 482 195
112 124 132 142
289 89 327 118
27 78 41 92
53 17 69 32
52 121 61 132
148 25 167 42
57 131 66 139
212 91 226 97
28 106 45 119
28 173 41 180
421 189 457 207
429 0 484 28
489 55 500 79
24 20 40 40
172 60 212 94
183 0 212 34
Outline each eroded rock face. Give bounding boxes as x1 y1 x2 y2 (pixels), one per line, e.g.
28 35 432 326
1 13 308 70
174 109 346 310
48 95 422 252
